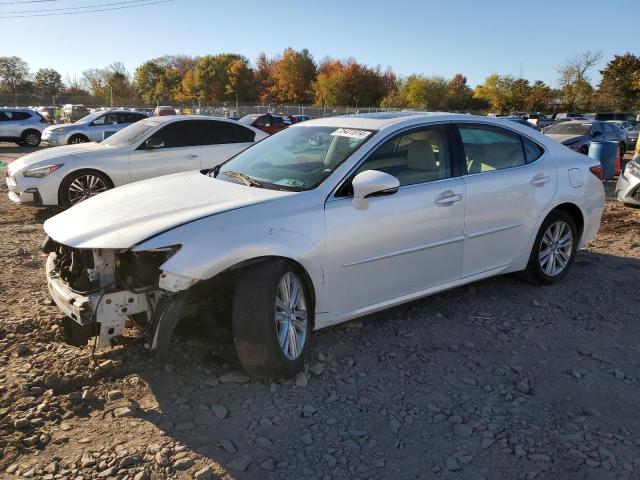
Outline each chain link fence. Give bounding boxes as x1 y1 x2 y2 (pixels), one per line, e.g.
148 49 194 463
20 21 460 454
0 94 401 121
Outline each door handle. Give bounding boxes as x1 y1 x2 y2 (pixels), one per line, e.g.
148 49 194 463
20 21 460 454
434 193 463 205
185 154 198 159
530 174 550 187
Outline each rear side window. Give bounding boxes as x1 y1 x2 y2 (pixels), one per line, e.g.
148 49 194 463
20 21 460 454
3 111 31 121
522 137 544 163
195 120 255 145
147 121 196 148
458 124 526 173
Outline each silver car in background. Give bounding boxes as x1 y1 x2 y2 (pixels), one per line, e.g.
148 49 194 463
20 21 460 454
0 108 48 147
544 120 627 155
42 110 148 146
615 158 640 206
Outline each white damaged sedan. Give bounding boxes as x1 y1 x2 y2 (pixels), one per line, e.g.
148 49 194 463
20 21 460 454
42 112 604 377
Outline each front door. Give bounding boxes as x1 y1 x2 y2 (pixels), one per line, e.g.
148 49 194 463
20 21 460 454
89 113 118 142
324 125 465 318
456 122 557 277
129 120 201 183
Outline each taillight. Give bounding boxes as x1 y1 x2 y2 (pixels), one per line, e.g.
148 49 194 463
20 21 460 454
589 165 602 179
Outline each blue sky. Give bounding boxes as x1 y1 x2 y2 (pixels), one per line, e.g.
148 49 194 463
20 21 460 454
1 0 637 87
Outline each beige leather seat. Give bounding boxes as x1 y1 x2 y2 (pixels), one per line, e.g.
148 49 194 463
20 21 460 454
396 140 441 184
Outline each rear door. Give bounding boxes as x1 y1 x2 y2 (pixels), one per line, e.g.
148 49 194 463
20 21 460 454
128 120 201 182
0 111 8 137
194 120 257 168
4 111 29 137
455 122 556 277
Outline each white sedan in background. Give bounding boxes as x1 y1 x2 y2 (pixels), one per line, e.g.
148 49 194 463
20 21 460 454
42 112 604 377
6 116 267 207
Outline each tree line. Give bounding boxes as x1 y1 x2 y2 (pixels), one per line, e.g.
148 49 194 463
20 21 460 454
1 49 639 113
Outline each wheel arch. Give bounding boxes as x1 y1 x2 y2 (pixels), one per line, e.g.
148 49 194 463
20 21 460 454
227 255 317 314
549 202 584 241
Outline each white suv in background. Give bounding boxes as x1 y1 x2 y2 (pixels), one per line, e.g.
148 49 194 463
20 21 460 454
42 110 149 146
0 108 48 147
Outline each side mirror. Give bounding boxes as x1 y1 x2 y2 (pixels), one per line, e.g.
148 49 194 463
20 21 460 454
592 130 602 138
145 137 164 149
351 170 400 210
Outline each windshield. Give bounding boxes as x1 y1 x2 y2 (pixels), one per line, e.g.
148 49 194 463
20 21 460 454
76 112 102 124
547 123 591 135
214 125 374 191
101 120 157 148
239 114 260 125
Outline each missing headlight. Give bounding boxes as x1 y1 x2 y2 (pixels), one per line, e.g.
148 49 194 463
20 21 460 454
116 247 180 292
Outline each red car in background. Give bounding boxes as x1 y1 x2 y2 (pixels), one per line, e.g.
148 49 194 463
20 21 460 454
239 113 287 135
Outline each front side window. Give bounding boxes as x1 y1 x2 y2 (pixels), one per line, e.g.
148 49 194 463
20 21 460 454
215 125 373 191
458 124 526 173
146 121 196 148
353 126 451 187
92 113 117 126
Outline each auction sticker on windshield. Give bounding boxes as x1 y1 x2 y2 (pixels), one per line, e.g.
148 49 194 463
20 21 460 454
331 128 372 140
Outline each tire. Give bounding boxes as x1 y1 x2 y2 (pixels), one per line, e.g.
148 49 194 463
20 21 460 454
521 210 578 285
68 134 89 145
59 170 113 208
232 260 313 378
21 130 41 147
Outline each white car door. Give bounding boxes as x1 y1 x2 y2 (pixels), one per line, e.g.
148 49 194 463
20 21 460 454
456 122 556 277
88 113 118 142
324 125 465 318
128 120 201 183
193 119 258 169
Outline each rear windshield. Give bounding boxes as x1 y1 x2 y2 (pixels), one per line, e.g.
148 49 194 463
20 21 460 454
546 123 591 135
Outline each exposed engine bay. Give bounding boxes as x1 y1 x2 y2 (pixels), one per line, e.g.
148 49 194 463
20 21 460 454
42 237 192 357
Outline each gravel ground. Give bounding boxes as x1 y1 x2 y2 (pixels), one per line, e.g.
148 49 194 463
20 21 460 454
1 145 640 480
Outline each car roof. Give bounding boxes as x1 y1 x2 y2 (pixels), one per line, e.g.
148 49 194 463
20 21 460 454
301 111 466 130
0 107 37 112
142 115 243 125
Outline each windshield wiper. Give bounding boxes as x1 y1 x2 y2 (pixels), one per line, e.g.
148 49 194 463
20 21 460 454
220 170 262 187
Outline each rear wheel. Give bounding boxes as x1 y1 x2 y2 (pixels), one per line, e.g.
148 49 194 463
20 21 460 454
68 134 89 144
21 130 41 147
59 170 113 208
232 261 312 378
521 210 578 285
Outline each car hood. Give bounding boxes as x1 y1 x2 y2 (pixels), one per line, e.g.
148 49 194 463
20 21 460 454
8 142 110 175
546 134 585 144
44 171 294 249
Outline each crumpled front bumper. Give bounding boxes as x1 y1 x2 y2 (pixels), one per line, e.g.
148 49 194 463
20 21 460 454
46 253 150 347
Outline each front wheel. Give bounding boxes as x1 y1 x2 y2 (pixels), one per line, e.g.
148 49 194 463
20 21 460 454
521 210 578 285
68 134 89 144
59 170 112 208
232 261 313 378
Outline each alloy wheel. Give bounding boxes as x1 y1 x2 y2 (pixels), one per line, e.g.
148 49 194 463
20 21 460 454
24 132 40 146
538 220 573 276
274 272 307 360
67 175 108 205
